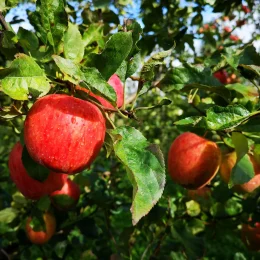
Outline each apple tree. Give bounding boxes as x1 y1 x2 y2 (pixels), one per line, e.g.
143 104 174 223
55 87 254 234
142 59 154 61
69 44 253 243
0 0 260 259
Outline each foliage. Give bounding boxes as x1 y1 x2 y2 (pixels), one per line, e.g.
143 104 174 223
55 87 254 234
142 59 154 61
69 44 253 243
0 0 260 259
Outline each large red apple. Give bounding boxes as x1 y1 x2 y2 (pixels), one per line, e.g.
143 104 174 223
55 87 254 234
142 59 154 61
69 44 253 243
24 94 106 174
168 132 221 189
241 220 260 251
8 142 67 200
213 70 228 84
220 152 260 193
26 212 56 244
50 178 80 210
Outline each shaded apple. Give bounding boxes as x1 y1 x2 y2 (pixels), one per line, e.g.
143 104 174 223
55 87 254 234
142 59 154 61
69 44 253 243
24 94 106 174
26 212 56 244
220 152 260 193
214 70 228 84
8 142 67 200
241 220 260 251
168 132 221 189
187 187 211 201
50 178 80 210
229 35 240 42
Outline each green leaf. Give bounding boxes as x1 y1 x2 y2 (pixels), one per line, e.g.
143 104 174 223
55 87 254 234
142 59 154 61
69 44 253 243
126 52 141 78
52 55 85 84
35 0 68 51
186 200 201 217
140 49 172 81
64 23 84 63
159 63 230 100
82 24 105 48
225 83 258 101
1 54 50 100
238 64 260 80
36 196 51 211
136 98 172 110
22 145 50 182
93 0 111 8
229 132 254 186
112 126 165 225
175 105 251 131
55 241 68 259
17 28 39 51
224 198 242 216
81 67 117 106
171 219 204 259
94 32 133 80
0 208 18 224
253 144 260 165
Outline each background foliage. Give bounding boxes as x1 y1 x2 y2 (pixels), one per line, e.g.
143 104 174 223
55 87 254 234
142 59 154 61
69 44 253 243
1 0 260 259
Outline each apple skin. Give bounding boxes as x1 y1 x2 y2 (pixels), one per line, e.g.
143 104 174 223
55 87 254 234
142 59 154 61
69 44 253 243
8 142 67 200
26 212 56 245
168 132 221 189
241 221 260 251
213 70 228 84
50 179 80 210
220 152 260 193
24 94 106 174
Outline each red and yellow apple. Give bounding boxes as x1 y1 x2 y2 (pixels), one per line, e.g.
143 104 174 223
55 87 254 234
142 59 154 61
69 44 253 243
8 142 67 200
241 220 260 251
50 178 80 210
26 212 56 244
24 94 106 174
168 132 221 189
220 152 260 193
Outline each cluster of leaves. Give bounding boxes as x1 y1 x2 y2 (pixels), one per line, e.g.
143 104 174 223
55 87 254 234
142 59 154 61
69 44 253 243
0 0 260 259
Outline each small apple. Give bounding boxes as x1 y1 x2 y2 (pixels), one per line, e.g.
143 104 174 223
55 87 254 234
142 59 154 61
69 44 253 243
50 178 80 210
8 142 67 200
168 132 221 189
224 26 232 33
229 35 240 42
24 94 106 174
214 70 228 84
187 187 211 201
242 5 251 14
26 212 56 244
220 152 260 193
241 220 260 251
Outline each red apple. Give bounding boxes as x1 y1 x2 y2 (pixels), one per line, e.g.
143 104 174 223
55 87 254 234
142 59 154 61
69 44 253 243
224 26 232 33
220 152 260 193
242 5 251 14
26 212 56 244
24 94 106 174
214 70 228 84
168 132 221 189
8 142 67 200
50 178 80 210
241 220 260 251
229 35 240 42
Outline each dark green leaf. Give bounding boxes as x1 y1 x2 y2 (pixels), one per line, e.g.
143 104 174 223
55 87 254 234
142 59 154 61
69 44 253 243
17 28 39 50
22 145 50 182
94 32 133 80
36 196 51 211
